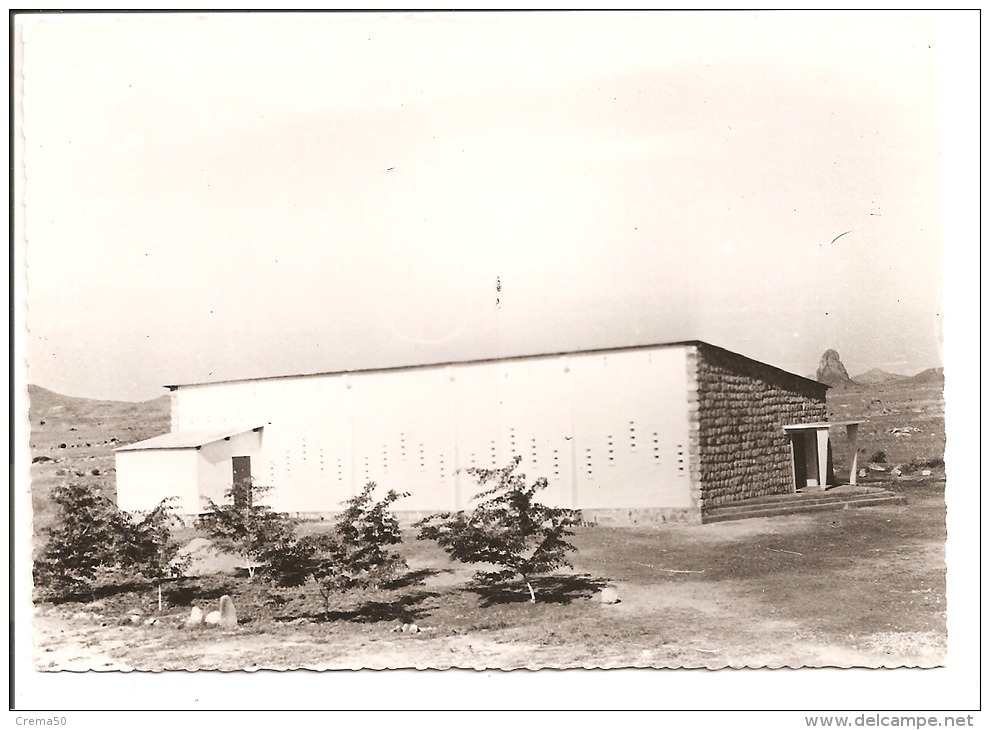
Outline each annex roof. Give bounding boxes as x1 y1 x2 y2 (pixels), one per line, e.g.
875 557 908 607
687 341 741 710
163 340 827 393
115 426 263 452
782 420 865 431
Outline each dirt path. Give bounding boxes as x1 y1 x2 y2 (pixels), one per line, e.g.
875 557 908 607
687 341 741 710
33 610 134 671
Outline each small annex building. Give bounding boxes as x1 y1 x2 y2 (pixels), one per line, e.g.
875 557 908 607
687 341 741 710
116 340 853 524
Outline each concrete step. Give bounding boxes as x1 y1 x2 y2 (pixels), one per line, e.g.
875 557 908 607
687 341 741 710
701 492 907 524
713 486 883 509
707 490 893 515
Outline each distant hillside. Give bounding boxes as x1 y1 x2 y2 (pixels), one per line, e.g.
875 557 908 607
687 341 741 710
852 368 910 386
907 367 945 385
28 384 170 437
27 385 171 535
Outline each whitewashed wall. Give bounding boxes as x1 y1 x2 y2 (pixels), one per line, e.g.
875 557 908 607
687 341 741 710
116 449 199 513
170 346 694 513
196 430 264 511
567 348 693 509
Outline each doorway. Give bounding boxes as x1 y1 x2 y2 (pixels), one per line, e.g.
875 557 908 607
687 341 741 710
789 431 822 490
232 455 252 509
786 427 837 492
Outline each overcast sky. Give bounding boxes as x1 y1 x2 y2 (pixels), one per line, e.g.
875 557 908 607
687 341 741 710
18 12 955 401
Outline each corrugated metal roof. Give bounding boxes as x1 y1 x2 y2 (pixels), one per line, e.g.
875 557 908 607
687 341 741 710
116 426 263 452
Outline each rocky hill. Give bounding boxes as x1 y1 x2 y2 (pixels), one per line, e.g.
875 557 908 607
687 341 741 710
852 368 910 386
816 349 855 387
907 367 945 385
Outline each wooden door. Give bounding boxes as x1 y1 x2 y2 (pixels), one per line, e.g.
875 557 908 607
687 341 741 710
232 455 252 509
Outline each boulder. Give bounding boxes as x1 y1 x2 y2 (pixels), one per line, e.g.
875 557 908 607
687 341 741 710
185 606 204 627
219 595 237 629
921 469 932 477
204 611 221 626
599 587 621 605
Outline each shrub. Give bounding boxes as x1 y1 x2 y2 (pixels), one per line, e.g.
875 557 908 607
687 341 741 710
265 483 408 619
34 483 185 606
34 483 130 598
117 498 188 611
201 481 298 578
907 457 945 472
870 450 887 464
416 457 582 603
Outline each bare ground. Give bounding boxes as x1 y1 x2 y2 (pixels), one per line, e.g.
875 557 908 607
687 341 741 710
27 378 946 671
32 476 945 671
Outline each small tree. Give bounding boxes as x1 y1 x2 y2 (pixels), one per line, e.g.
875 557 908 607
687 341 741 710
265 483 408 619
117 498 188 612
34 483 131 599
202 481 298 577
34 484 186 606
416 457 582 603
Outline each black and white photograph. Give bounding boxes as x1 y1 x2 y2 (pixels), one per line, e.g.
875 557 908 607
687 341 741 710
11 9 980 713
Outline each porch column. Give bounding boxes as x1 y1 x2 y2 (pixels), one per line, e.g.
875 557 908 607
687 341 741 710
846 423 860 486
815 428 830 492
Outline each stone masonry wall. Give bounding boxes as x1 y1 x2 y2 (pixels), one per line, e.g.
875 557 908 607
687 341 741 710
695 343 827 509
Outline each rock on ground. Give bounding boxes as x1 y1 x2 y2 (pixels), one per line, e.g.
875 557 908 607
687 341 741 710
185 606 204 627
599 587 621 605
219 595 237 629
204 611 221 626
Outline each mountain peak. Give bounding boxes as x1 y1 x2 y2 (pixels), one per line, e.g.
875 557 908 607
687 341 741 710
816 349 854 386
852 368 909 385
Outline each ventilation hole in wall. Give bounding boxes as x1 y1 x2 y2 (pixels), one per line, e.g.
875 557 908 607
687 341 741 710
400 433 406 459
652 433 660 462
336 458 343 483
419 444 426 472
585 448 593 477
553 449 560 478
676 445 685 472
629 421 637 449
